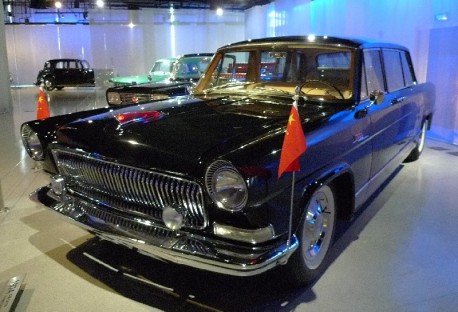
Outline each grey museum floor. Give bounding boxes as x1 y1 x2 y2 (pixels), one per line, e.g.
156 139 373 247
1 87 457 312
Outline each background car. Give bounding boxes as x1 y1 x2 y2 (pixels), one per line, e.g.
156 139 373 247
35 58 95 91
106 53 213 106
108 57 177 86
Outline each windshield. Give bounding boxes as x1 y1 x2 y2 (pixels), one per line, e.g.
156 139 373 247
171 56 212 81
151 60 174 73
197 47 354 101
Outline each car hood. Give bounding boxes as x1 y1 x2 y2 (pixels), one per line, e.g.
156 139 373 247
112 80 191 92
56 95 338 175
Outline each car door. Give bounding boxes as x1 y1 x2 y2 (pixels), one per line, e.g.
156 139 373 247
53 60 68 84
361 49 405 193
382 49 420 146
79 60 93 84
66 60 82 84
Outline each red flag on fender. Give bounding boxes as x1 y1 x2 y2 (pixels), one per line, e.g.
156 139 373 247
278 101 307 178
37 88 50 119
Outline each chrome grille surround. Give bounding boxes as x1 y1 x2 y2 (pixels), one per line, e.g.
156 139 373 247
51 149 207 229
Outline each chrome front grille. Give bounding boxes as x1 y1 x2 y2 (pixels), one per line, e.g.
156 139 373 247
52 149 207 229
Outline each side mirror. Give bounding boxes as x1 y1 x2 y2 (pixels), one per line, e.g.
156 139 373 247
369 90 385 105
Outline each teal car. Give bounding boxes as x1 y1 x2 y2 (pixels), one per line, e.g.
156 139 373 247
109 57 176 86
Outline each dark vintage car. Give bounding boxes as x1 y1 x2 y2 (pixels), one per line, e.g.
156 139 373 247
21 36 435 287
35 58 95 91
106 53 213 106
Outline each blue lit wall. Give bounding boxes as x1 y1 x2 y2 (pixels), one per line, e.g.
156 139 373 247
245 0 458 144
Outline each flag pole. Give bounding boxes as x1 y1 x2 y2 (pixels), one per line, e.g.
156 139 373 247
287 89 300 248
280 85 307 249
287 171 296 248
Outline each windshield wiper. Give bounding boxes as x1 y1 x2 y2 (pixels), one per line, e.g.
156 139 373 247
204 81 255 93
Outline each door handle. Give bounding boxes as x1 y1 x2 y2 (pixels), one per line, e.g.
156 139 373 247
391 96 406 105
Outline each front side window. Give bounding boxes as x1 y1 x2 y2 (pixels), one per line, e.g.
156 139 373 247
68 61 78 69
81 60 90 69
362 49 384 96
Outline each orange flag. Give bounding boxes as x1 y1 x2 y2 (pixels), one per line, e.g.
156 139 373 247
37 88 50 119
278 101 307 178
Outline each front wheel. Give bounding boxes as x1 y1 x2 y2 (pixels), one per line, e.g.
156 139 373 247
283 184 337 287
44 78 56 91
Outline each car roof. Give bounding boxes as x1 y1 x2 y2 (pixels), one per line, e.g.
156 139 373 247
46 58 88 63
180 53 214 58
155 57 177 63
219 35 409 51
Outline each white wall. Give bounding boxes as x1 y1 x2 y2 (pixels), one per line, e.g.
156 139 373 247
6 8 245 85
88 8 245 77
6 24 92 86
0 4 12 113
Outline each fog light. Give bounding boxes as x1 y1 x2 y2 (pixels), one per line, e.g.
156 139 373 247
51 175 65 196
162 205 186 230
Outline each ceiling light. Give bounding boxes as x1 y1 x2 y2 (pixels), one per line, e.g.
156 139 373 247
55 1 62 9
96 0 104 8
216 7 224 16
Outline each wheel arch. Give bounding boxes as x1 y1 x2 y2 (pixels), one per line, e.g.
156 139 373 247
295 163 355 232
425 112 433 130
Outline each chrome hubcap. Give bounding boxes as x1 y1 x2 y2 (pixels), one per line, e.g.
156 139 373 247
418 121 426 153
303 185 335 270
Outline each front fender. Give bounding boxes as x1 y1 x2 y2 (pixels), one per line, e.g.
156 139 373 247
293 163 355 233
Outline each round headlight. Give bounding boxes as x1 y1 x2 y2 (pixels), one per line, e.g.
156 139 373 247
205 160 248 212
21 124 44 161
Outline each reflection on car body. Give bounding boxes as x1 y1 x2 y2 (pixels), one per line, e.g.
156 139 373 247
21 36 435 287
106 53 213 106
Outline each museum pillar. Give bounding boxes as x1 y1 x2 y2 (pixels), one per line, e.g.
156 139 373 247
0 4 13 114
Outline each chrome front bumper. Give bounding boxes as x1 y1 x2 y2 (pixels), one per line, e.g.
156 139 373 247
31 185 298 276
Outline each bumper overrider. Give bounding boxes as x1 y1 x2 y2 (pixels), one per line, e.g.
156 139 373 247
30 184 298 276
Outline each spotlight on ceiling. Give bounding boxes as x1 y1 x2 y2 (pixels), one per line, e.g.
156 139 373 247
55 1 62 9
96 0 104 8
216 7 224 16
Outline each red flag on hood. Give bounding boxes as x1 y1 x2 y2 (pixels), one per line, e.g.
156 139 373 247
278 101 307 178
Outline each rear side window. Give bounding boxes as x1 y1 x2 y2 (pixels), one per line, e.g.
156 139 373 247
55 61 65 69
383 50 405 91
383 49 417 91
400 51 415 86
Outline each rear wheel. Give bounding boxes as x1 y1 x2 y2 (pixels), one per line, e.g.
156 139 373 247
405 120 427 162
284 184 337 287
